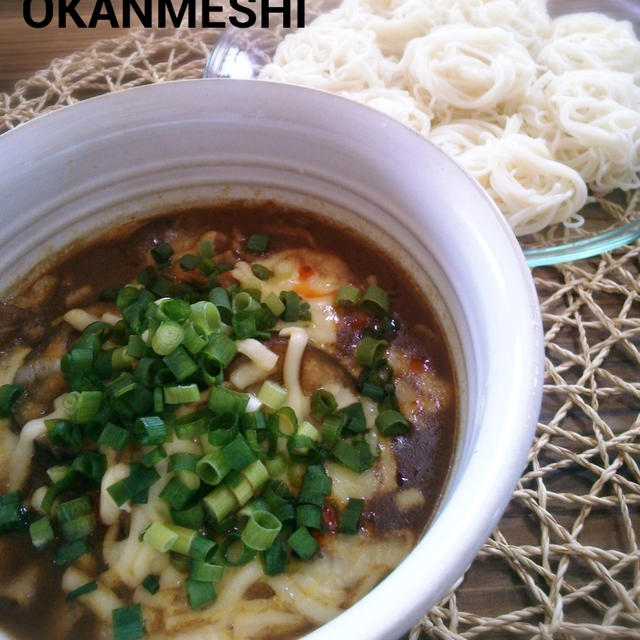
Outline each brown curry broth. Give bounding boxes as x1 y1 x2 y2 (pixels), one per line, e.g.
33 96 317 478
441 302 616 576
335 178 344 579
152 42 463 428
0 201 456 639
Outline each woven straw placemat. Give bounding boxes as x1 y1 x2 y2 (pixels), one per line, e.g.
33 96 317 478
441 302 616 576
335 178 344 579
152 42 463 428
1 27 639 640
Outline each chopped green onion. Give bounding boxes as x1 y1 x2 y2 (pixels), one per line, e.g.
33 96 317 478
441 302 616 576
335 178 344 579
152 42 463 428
65 581 98 601
170 553 191 573
55 538 90 566
359 285 389 316
153 387 164 414
257 380 288 411
232 314 258 339
298 465 332 505
64 390 103 423
107 466 160 507
171 503 205 530
126 334 147 358
57 496 92 523
209 288 232 323
199 257 216 276
355 337 388 367
246 234 270 253
166 523 197 556
71 452 107 481
263 292 285 317
133 416 167 445
339 403 367 434
321 413 346 446
274 407 298 437
241 511 282 551
113 603 146 640
264 454 286 477
151 321 184 356
61 514 94 542
182 324 207 355
152 277 175 298
260 534 287 575
232 291 261 318
163 384 200 405
188 535 216 562
196 450 231 486
163 347 198 381
375 409 410 437
360 381 385 401
202 333 237 367
241 411 267 431
296 504 322 530
159 477 196 511
143 522 179 552
116 285 140 311
190 561 224 583
41 474 77 515
142 575 160 595
296 420 320 444
61 348 94 375
287 527 319 561
310 389 338 419
241 460 269 492
151 242 174 268
198 240 214 258
331 439 374 473
241 280 263 301
279 291 311 322
208 423 239 448
219 534 256 566
223 435 257 471
176 470 200 491
225 471 254 506
251 264 272 280
174 409 210 439
190 301 221 335
29 516 54 549
46 419 83 451
334 284 360 307
168 453 200 473
180 254 200 271
203 485 237 523
0 493 27 533
339 497 365 534
186 578 216 610
141 446 167 468
208 386 249 415
111 346 136 371
98 422 130 451
287 434 316 458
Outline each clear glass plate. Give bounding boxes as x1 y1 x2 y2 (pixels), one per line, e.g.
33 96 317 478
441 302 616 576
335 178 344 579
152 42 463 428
204 0 640 267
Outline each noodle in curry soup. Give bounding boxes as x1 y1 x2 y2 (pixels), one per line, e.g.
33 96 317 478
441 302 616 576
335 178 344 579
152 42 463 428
0 204 456 640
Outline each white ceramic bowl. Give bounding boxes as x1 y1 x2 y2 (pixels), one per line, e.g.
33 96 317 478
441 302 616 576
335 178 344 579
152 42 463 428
0 79 543 640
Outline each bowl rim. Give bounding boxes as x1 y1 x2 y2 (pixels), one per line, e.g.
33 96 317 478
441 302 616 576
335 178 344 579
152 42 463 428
0 78 544 640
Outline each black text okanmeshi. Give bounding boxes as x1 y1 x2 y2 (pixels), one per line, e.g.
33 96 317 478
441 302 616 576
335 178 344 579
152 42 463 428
22 0 306 29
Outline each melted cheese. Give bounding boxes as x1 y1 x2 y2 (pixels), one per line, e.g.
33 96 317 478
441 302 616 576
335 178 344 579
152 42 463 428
231 251 346 348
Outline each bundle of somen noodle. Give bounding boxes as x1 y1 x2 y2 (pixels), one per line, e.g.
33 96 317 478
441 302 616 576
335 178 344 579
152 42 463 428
260 0 640 235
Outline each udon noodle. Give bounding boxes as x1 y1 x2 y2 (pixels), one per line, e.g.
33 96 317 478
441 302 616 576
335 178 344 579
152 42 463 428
260 1 640 235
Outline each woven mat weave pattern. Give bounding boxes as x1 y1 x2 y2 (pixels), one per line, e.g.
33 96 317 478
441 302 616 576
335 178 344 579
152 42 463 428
1 27 639 640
